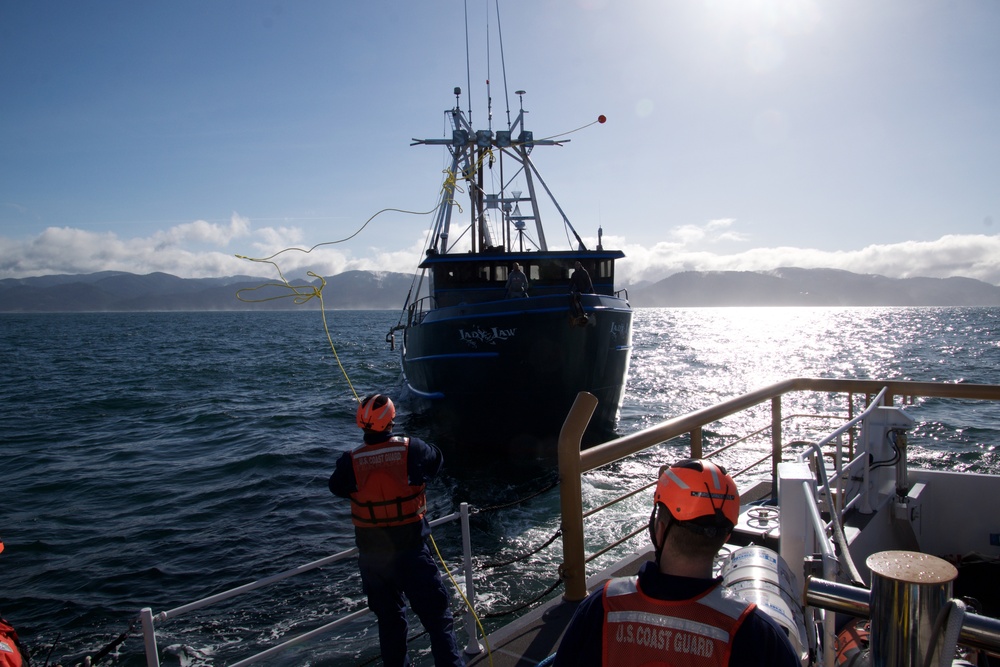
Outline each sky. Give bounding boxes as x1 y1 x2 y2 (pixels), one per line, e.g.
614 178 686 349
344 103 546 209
2 0 999 286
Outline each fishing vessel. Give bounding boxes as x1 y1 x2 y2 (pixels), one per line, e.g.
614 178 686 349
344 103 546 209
386 88 633 456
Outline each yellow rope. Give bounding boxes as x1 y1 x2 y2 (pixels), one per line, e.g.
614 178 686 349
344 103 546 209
429 532 492 666
234 204 441 406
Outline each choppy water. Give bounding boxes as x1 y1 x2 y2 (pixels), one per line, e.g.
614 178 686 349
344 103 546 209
3 307 999 665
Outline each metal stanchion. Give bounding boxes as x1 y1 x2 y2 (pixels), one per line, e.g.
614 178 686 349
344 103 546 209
867 550 957 667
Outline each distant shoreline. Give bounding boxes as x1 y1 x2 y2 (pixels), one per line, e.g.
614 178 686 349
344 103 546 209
2 267 999 312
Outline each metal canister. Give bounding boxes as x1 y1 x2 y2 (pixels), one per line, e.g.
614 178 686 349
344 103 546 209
866 550 958 667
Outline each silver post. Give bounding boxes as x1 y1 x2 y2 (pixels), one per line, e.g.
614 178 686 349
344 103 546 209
867 551 957 667
139 607 160 667
460 502 483 655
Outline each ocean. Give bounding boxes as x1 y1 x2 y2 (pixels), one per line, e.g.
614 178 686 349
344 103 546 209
3 307 1000 666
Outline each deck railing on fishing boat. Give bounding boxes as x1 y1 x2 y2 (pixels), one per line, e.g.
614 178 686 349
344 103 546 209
136 503 480 667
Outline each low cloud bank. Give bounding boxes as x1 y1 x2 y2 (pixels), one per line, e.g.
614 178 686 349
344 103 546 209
2 215 999 286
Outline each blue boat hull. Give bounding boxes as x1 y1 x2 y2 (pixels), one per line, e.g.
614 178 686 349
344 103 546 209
400 293 632 458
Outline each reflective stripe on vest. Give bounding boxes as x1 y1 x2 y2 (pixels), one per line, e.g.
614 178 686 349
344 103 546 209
349 436 427 527
601 576 754 667
0 619 24 667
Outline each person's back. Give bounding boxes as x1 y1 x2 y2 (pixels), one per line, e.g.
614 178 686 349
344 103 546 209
553 459 800 667
329 394 464 667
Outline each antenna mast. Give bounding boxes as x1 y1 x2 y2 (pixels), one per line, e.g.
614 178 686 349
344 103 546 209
463 0 473 124
496 0 512 129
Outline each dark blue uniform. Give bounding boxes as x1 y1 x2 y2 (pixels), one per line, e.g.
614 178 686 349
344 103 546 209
329 432 464 667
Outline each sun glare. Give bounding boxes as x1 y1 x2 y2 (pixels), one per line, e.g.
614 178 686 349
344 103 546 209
702 0 823 74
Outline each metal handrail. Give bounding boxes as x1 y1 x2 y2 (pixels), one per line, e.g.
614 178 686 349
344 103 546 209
557 377 1000 601
138 503 479 667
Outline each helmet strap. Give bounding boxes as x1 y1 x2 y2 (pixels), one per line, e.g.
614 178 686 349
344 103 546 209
649 504 673 567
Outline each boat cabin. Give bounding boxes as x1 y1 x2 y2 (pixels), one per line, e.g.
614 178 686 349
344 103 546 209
419 250 625 308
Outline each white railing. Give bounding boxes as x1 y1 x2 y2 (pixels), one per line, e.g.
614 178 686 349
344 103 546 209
138 503 480 667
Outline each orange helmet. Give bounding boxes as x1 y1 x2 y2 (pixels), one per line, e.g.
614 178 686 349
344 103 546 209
356 394 396 432
654 459 739 532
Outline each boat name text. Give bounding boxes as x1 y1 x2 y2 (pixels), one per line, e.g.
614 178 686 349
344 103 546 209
459 326 517 346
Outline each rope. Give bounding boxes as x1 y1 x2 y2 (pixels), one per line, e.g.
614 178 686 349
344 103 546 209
481 529 561 570
234 202 442 407
234 271 359 403
479 577 563 620
68 616 140 666
471 476 558 514
531 116 606 144
429 532 493 667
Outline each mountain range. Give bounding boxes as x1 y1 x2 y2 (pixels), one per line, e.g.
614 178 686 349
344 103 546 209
1 268 999 312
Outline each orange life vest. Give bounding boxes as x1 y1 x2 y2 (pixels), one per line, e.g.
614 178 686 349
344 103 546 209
601 576 754 667
349 436 427 528
0 619 24 667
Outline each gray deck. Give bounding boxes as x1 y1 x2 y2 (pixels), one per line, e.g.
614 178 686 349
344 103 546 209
464 549 654 666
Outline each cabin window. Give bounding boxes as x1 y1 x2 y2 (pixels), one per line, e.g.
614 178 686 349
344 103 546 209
539 261 565 281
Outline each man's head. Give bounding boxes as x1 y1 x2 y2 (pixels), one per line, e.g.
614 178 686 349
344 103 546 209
649 459 739 563
356 394 395 434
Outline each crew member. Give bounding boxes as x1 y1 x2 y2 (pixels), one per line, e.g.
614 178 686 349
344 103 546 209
505 263 529 298
554 459 801 667
329 394 464 667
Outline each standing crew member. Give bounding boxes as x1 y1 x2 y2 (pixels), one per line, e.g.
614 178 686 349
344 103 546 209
554 459 801 667
329 394 464 667
570 260 594 294
569 260 594 325
505 263 529 298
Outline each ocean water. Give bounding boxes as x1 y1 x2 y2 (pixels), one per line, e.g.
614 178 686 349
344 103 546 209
3 307 1000 666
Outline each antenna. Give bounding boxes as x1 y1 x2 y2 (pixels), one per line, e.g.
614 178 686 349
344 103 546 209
486 2 492 130
463 0 472 124
496 0 512 129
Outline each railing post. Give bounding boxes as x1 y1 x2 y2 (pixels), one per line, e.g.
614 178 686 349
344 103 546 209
459 502 482 656
690 426 702 459
558 392 599 602
139 607 160 667
772 396 782 495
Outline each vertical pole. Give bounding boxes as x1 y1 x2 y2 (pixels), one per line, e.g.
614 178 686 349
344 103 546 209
459 502 482 655
690 426 702 460
140 607 160 667
867 551 958 667
558 392 598 602
771 396 782 497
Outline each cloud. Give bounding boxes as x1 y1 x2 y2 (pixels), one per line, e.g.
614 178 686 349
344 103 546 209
152 214 252 248
2 216 999 287
612 233 1000 286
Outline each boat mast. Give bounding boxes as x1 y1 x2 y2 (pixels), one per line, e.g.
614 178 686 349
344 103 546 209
412 89 582 257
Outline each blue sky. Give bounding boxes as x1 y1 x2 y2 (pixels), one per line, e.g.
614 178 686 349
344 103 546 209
2 0 999 285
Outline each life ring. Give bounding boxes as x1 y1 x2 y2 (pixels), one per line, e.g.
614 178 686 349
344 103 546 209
834 620 870 666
